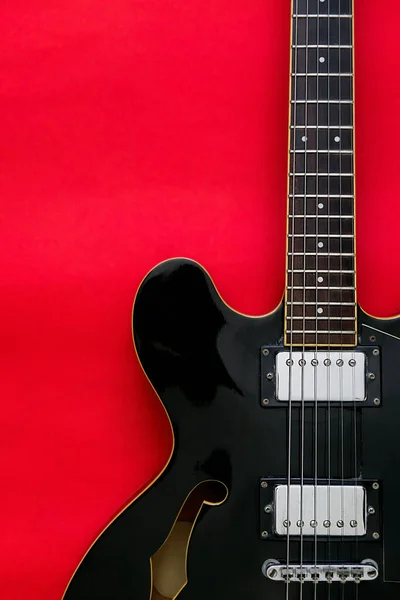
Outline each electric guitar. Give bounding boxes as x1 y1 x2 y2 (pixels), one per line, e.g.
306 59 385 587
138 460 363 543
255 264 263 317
63 1 400 598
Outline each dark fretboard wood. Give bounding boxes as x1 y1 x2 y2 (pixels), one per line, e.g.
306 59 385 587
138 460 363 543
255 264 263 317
285 0 356 347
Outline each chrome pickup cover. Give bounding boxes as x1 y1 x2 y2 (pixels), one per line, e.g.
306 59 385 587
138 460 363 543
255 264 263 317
274 484 366 537
262 559 378 583
275 351 366 402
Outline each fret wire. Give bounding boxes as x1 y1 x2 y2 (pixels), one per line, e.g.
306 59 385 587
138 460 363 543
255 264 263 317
288 270 354 273
291 100 353 104
289 194 354 197
288 253 354 256
289 172 353 176
290 148 354 154
288 234 353 237
291 126 353 129
292 16 352 19
287 285 355 291
288 302 356 306
289 317 355 321
287 330 357 334
293 73 353 76
292 45 353 49
288 214 354 218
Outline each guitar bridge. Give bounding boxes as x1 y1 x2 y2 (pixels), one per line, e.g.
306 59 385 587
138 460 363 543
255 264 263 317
261 559 379 584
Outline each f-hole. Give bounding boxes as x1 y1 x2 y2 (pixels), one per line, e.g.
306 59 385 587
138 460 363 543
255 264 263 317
150 479 228 600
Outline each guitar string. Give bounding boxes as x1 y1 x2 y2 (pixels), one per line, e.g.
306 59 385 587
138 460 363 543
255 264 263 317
338 5 347 597
349 0 360 595
334 2 343 596
286 0 299 595
300 0 310 595
313 1 321 596
326 1 332 596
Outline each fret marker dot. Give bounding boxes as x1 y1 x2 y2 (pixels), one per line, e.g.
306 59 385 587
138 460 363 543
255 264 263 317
318 203 324 209
318 242 324 248
317 307 324 314
302 136 307 142
318 276 324 283
334 136 341 142
319 57 325 63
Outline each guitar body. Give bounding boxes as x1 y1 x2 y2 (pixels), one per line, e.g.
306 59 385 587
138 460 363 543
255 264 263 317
63 258 400 600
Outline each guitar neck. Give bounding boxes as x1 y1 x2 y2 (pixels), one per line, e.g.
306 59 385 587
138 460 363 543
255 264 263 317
284 0 356 347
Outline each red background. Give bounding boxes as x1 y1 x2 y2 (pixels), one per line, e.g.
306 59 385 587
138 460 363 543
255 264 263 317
1 1 399 598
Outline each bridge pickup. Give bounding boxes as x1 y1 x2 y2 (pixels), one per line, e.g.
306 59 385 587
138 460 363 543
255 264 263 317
261 346 381 407
274 484 366 536
260 479 381 541
262 559 378 583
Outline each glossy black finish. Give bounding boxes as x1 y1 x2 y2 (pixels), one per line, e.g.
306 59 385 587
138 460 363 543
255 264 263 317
64 259 400 599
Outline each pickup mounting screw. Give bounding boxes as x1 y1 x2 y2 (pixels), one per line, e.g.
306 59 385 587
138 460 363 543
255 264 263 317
373 348 380 356
368 506 375 515
262 398 269 406
372 482 380 490
262 349 269 356
266 372 274 380
261 530 268 538
373 398 381 406
264 504 272 514
261 481 268 488
368 372 376 381
373 532 380 540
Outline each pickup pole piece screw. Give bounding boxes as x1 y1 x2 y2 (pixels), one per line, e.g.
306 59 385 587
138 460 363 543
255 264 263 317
261 481 268 488
262 398 269 406
368 506 375 515
373 532 380 540
266 372 274 380
372 482 380 490
349 359 356 367
373 398 381 406
373 348 380 356
262 349 269 356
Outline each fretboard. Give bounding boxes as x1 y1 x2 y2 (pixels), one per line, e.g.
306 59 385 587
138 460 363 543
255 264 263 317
285 0 356 347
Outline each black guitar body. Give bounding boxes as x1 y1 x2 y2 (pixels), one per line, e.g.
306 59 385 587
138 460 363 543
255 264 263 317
63 259 400 600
